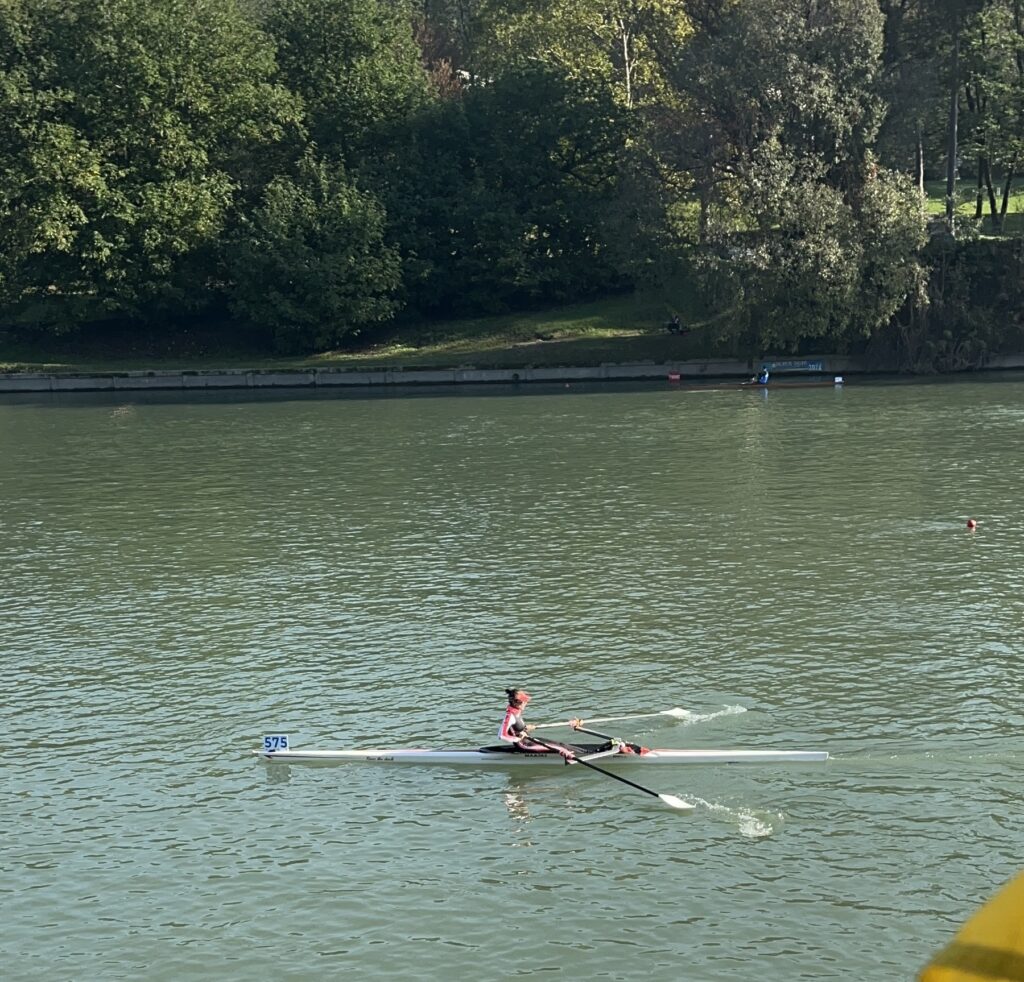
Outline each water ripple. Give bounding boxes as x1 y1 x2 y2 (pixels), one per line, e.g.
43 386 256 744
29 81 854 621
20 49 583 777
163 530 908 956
2 381 1024 980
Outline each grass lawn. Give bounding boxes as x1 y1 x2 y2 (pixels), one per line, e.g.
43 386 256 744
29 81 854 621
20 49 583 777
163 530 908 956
924 178 1024 235
0 291 731 374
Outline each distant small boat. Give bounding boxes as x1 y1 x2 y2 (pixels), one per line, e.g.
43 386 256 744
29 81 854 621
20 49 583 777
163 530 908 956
669 375 844 390
739 376 845 390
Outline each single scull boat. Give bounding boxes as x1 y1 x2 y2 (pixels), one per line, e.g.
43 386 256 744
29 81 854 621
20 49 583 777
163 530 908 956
253 740 829 766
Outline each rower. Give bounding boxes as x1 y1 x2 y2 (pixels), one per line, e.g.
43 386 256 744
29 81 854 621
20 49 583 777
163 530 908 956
755 365 770 385
499 688 575 761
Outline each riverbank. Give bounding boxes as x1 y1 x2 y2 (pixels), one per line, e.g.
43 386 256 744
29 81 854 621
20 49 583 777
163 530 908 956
4 288 1024 391
5 353 1024 393
0 357 835 392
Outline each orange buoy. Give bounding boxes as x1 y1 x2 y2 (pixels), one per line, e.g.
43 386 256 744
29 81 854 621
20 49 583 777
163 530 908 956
967 518 978 530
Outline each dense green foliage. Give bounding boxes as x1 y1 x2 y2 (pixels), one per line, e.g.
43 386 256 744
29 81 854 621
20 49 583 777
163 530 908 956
369 67 628 316
0 0 299 330
0 0 1022 363
224 154 401 350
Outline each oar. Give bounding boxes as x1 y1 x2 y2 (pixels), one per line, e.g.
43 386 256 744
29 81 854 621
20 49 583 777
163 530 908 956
568 725 647 755
526 735 693 812
571 725 618 741
532 707 690 730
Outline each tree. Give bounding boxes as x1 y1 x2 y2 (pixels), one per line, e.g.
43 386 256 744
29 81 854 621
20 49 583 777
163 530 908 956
921 0 991 230
0 0 300 331
655 0 928 351
471 0 690 109
960 1 1024 230
877 0 945 193
225 155 400 351
258 0 431 162
366 66 628 317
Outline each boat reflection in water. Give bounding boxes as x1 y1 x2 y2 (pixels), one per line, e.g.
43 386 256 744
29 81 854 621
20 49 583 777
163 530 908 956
503 790 530 822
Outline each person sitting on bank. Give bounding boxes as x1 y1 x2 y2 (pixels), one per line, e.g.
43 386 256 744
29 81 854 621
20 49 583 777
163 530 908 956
666 314 683 335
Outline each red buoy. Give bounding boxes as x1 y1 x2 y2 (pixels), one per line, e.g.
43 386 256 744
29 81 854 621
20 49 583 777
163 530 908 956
966 518 977 530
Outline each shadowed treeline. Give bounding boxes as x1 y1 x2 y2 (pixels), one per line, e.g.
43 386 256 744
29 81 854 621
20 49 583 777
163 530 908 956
1 0 1022 368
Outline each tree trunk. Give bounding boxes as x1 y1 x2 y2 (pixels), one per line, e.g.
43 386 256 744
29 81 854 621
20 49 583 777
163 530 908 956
618 19 633 109
1016 0 1024 78
982 159 1000 230
1000 166 1016 222
916 123 925 195
699 182 710 245
975 157 985 219
945 31 960 232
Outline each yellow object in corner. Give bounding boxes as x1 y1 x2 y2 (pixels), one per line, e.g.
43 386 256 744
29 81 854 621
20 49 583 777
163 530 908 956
920 871 1024 981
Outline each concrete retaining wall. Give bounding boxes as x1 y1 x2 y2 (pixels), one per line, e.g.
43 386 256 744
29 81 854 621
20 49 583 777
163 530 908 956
0 356 874 393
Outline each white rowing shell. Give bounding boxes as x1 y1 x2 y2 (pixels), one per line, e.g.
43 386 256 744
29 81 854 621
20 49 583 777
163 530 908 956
252 746 829 765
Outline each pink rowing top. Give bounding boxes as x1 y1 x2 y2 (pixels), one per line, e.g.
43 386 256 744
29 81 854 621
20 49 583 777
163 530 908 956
498 705 527 742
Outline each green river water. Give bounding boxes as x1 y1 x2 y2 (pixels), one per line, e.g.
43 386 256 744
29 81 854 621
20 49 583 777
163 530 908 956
2 377 1023 981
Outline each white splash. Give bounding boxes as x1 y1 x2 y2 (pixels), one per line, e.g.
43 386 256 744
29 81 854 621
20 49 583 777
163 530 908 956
691 797 783 839
674 704 748 725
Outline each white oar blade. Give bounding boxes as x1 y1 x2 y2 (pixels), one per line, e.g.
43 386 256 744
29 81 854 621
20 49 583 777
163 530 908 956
661 707 692 719
659 794 695 812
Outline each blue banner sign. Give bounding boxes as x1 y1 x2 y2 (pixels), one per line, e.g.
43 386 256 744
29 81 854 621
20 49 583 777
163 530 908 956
766 360 824 372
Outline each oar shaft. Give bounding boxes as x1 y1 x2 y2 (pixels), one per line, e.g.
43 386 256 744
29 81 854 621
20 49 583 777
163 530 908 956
572 725 615 740
527 735 659 800
573 757 660 799
533 707 687 730
578 708 689 725
578 711 663 725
